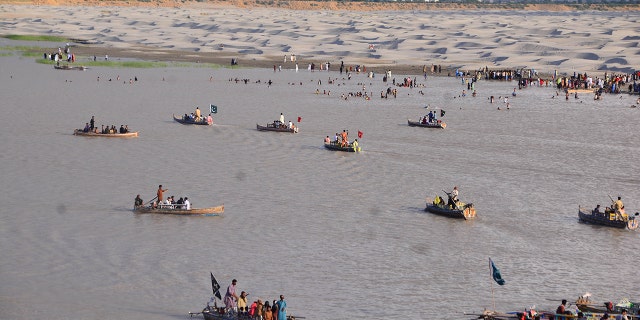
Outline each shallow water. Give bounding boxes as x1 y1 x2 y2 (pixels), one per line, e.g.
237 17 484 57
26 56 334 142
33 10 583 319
0 54 639 320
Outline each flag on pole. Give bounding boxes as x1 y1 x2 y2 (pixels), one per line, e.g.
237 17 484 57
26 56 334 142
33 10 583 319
489 258 505 286
210 272 222 299
297 116 302 122
440 109 446 117
210 104 218 114
358 130 363 138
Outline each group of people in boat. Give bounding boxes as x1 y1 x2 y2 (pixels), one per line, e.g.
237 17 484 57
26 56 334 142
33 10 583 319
81 116 130 134
592 196 630 221
182 106 214 125
432 186 466 210
420 110 440 124
213 278 288 320
557 298 635 320
325 129 358 149
270 113 298 131
133 185 191 210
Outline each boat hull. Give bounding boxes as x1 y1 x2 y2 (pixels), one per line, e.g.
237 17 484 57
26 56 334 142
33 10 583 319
407 119 446 129
425 203 476 219
73 129 138 137
134 204 224 216
324 142 360 152
54 65 87 71
201 308 297 320
173 114 212 125
256 123 297 133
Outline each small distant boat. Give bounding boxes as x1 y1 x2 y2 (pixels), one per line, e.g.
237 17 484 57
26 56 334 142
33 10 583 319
54 65 87 71
257 122 298 133
73 129 138 138
134 204 224 216
324 141 361 152
578 206 638 230
407 119 446 129
173 114 212 126
425 202 476 220
425 193 476 220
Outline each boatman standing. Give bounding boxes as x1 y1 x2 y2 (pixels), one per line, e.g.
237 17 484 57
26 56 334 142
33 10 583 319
279 113 285 124
613 196 625 220
157 185 168 203
452 186 459 202
195 107 201 121
224 279 239 312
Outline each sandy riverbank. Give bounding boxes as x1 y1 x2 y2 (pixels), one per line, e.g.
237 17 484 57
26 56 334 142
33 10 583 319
1 1 639 75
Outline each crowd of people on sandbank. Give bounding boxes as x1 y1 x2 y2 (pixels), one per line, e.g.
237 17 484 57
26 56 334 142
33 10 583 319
80 116 131 134
555 71 640 95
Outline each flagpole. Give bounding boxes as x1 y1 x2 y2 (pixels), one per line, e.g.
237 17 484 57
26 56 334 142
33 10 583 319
489 258 496 312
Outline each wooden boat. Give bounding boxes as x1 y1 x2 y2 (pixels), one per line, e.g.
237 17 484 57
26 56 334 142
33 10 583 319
54 65 87 71
578 207 639 230
425 193 476 220
133 204 224 216
73 129 138 138
324 141 361 152
191 274 303 320
407 119 446 129
199 306 300 320
576 298 639 316
425 203 476 219
256 122 298 133
173 114 212 125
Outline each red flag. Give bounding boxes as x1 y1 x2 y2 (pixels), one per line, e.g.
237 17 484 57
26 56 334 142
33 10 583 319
297 116 302 123
357 130 363 138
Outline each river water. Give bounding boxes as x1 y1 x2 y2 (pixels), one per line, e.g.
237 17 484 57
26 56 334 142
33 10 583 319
1 53 639 320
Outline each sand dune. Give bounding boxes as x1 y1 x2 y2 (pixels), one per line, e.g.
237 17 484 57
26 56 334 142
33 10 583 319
1 3 639 74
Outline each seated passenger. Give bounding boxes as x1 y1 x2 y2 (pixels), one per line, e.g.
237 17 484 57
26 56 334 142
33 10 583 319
592 204 601 214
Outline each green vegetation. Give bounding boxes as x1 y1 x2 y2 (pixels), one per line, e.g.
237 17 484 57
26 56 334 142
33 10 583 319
36 58 169 68
35 58 223 69
3 35 69 42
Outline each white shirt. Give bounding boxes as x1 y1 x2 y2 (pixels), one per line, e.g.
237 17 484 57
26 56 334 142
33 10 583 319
184 199 191 210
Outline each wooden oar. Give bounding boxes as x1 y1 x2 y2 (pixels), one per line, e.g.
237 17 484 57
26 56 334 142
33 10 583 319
143 196 158 206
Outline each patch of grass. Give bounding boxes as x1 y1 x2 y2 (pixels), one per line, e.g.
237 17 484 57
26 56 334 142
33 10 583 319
3 35 69 42
0 45 45 52
22 51 45 57
36 59 169 68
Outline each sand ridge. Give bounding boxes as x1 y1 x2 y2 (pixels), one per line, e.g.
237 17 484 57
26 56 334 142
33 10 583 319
1 1 639 74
